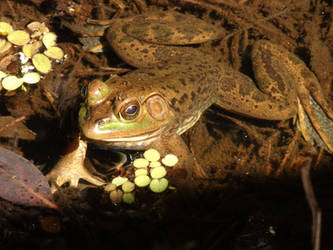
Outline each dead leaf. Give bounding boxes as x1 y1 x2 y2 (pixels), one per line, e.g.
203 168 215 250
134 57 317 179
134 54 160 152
0 116 36 140
0 146 58 210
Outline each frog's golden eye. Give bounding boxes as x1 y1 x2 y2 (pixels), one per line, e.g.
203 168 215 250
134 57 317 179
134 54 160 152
119 100 140 121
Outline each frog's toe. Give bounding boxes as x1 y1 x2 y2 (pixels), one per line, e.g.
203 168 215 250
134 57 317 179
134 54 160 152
46 166 105 193
47 174 77 194
79 170 105 186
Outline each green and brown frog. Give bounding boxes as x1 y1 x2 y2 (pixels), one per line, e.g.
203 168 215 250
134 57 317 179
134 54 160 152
46 11 333 192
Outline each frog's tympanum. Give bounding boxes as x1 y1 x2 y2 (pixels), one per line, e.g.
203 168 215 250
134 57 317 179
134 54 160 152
46 11 333 192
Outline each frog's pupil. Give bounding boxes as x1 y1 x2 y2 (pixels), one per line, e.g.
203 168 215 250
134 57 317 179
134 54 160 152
126 105 137 115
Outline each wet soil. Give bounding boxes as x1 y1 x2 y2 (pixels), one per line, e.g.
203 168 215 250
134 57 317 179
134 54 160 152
0 0 333 249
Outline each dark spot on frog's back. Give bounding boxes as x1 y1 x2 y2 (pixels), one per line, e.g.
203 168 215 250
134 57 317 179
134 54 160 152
119 36 134 43
141 48 149 54
252 92 266 102
260 49 285 93
191 91 196 101
179 94 188 104
153 26 174 41
171 98 177 106
221 78 236 92
179 78 186 86
238 80 252 96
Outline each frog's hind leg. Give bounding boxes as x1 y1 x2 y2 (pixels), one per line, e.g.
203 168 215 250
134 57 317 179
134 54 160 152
284 49 333 153
250 40 333 153
106 11 223 68
256 40 333 153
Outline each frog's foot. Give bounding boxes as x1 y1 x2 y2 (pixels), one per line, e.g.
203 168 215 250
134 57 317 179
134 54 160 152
297 95 333 153
46 140 105 193
295 74 333 153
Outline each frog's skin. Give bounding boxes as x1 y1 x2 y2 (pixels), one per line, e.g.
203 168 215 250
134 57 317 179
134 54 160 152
46 11 333 191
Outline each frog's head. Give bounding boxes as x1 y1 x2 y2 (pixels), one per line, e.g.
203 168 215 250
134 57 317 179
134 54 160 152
79 78 174 149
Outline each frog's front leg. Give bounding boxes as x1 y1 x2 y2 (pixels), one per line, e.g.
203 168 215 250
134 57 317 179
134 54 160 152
46 139 105 193
150 134 208 182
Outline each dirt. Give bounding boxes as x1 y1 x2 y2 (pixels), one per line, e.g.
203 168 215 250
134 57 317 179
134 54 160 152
0 0 333 249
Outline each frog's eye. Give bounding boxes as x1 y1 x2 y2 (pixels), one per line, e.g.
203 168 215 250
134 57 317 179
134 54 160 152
119 100 140 121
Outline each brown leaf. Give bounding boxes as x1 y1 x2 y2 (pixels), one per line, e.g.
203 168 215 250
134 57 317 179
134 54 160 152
0 146 58 210
0 116 36 140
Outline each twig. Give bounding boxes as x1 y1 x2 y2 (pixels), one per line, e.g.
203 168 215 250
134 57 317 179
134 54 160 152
278 129 300 174
0 116 25 133
5 0 17 21
301 160 321 250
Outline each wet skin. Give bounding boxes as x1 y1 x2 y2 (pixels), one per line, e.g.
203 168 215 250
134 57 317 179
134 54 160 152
47 11 333 192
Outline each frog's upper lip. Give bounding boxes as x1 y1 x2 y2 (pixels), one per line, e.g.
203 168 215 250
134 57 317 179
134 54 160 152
97 131 160 142
83 125 164 143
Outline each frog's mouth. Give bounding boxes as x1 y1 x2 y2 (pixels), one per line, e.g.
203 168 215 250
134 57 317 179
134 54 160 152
83 128 164 150
95 129 162 142
81 118 170 149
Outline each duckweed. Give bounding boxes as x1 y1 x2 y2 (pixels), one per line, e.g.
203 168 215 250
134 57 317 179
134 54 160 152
7 30 30 46
112 176 128 186
122 193 135 204
110 190 123 204
0 21 64 92
149 161 161 168
23 72 40 84
0 71 7 79
0 22 13 35
150 166 167 179
149 178 168 193
133 158 149 168
42 32 57 48
135 168 148 176
134 175 151 187
0 39 11 54
143 148 160 162
22 41 42 58
161 154 179 167
44 46 64 60
2 75 24 90
122 181 135 193
104 183 117 192
32 53 51 74
27 21 49 38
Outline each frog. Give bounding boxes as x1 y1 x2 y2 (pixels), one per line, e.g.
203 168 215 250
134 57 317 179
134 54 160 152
46 11 333 192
